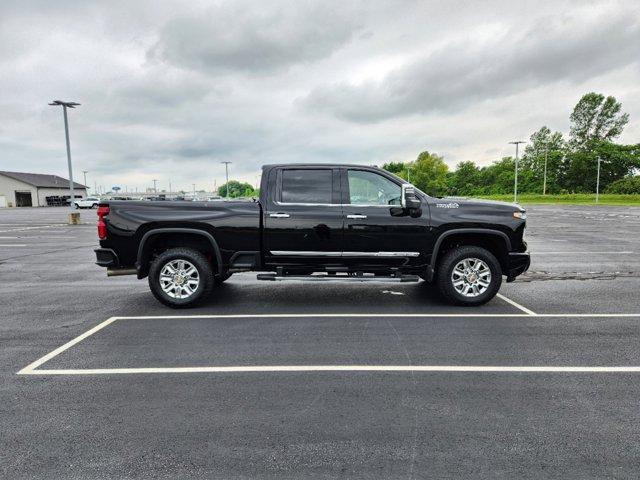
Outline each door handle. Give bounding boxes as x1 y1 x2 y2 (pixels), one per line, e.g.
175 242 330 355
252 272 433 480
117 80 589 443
346 214 367 219
269 213 290 218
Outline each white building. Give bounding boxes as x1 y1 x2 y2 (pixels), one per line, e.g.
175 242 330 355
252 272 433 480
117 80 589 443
0 171 87 207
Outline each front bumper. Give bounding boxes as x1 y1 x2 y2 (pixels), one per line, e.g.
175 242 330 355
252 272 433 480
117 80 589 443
94 248 119 268
506 252 530 282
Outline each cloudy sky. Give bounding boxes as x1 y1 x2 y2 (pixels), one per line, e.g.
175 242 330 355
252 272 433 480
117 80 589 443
0 0 638 193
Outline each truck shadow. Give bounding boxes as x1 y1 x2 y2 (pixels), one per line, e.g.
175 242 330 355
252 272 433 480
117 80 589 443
117 276 514 316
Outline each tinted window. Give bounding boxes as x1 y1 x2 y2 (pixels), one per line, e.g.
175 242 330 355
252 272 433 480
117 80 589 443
348 170 401 205
281 169 332 204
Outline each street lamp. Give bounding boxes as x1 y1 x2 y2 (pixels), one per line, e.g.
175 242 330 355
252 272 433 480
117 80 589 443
509 140 525 203
542 146 548 196
221 161 231 199
82 170 88 194
152 179 158 193
49 100 80 221
595 156 602 204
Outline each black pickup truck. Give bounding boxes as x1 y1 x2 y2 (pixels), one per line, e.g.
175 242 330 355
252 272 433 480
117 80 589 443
95 164 529 307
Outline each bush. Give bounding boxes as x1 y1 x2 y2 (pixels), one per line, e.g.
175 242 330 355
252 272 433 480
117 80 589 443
604 176 640 194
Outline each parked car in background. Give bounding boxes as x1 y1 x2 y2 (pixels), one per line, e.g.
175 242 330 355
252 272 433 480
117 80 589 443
74 196 100 209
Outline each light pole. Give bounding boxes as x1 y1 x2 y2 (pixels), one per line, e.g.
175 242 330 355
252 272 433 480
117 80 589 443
595 156 601 204
152 179 158 193
82 170 88 194
192 184 196 197
509 140 525 203
221 161 231 199
542 146 548 196
49 100 80 221
169 180 172 195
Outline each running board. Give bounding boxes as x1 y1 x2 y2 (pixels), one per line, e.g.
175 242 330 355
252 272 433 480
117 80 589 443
256 273 420 283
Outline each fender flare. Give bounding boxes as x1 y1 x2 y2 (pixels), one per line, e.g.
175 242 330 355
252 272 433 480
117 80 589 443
426 228 511 281
136 228 223 276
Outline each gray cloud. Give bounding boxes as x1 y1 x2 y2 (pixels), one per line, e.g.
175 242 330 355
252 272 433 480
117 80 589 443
149 0 363 74
303 10 640 122
0 0 638 192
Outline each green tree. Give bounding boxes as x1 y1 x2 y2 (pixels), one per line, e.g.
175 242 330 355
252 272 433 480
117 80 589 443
409 151 449 196
381 161 406 176
569 93 629 150
447 161 479 196
521 126 566 194
605 176 640 194
558 142 640 193
218 180 256 198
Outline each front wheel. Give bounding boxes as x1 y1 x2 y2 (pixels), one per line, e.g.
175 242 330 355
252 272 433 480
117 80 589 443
148 248 213 308
436 246 502 306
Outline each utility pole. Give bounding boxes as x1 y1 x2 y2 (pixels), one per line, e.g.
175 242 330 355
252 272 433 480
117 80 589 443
543 146 548 196
221 161 231 199
596 156 601 204
192 183 196 197
49 100 80 222
94 180 97 195
82 170 88 194
509 141 525 203
152 179 158 193
169 180 172 195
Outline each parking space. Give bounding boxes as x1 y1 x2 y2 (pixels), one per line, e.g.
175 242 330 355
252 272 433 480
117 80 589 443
18 313 640 375
2 205 640 478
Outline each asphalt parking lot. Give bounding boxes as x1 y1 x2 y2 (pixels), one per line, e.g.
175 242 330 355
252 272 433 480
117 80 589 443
2 205 640 478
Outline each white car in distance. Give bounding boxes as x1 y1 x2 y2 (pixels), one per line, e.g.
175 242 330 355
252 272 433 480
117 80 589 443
74 197 100 209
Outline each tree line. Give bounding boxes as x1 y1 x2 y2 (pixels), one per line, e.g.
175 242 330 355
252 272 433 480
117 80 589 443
383 93 640 197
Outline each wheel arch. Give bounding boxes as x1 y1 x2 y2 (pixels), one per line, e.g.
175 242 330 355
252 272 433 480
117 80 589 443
427 228 511 280
136 228 223 278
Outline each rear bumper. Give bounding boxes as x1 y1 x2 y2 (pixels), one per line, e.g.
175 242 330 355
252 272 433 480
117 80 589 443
94 248 119 268
506 252 530 282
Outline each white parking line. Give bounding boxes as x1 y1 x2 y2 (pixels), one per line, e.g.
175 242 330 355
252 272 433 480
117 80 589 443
0 244 27 247
19 365 640 375
16 313 640 376
496 293 536 315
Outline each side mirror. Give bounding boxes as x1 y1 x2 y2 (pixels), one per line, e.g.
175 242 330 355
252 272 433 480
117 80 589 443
401 184 421 210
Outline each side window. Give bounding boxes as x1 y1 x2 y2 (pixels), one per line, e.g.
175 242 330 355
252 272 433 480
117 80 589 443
281 169 333 204
347 170 402 206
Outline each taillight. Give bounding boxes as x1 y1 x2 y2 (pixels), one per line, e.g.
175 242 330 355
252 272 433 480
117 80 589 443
97 206 109 239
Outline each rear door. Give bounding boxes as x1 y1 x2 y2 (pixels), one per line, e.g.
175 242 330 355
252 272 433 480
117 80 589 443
263 167 343 266
341 168 430 268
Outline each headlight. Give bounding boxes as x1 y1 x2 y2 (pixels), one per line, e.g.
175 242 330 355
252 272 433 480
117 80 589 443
513 211 526 219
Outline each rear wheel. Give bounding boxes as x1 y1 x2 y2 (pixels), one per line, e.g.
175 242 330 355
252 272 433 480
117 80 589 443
148 248 213 308
436 246 502 306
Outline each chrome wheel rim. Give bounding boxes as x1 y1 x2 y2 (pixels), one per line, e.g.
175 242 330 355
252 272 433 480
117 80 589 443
451 258 491 298
159 259 200 299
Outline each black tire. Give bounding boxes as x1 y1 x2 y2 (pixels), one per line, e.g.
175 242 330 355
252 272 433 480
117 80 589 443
436 246 502 306
74 203 79 209
214 272 232 285
92 203 98 209
148 247 214 308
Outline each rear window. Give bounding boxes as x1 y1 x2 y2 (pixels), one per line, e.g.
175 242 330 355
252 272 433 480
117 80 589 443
281 169 332 204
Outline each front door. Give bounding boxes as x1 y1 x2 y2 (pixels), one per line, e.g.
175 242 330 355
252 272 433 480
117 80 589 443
263 167 343 267
341 168 430 268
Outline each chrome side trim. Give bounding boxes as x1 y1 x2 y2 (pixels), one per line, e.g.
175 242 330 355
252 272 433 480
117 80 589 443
270 251 420 257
